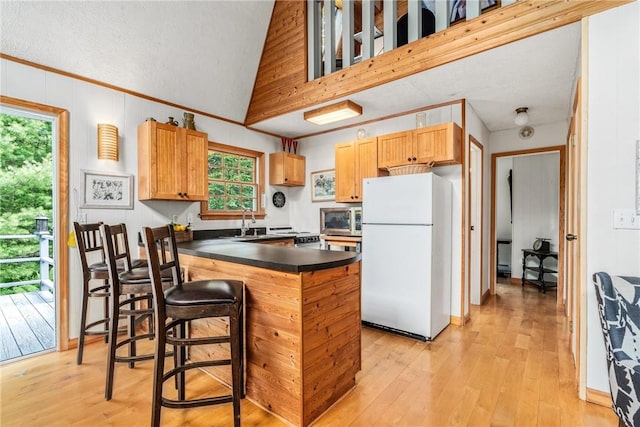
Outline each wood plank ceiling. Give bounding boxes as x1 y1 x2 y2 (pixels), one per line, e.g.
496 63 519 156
245 0 633 127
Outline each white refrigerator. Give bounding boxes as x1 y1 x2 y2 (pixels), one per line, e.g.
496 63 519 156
361 172 452 341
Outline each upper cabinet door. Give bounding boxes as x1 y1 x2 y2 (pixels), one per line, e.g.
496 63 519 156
183 129 209 200
414 123 462 164
335 141 357 202
269 152 306 186
354 137 379 200
377 131 413 168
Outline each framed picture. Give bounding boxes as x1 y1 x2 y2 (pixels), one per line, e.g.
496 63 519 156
311 169 336 202
81 170 134 209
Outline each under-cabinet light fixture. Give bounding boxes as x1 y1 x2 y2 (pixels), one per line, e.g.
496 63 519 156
304 100 363 125
97 123 119 161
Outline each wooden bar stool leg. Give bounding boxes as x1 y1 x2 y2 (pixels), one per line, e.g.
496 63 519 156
105 290 120 401
151 325 167 427
230 307 242 427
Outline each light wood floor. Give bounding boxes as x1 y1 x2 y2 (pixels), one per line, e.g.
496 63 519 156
0 282 617 426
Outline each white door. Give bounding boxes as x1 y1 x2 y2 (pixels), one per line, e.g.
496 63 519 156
469 138 483 305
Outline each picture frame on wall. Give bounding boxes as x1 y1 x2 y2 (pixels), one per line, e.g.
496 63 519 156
311 169 336 202
81 170 134 209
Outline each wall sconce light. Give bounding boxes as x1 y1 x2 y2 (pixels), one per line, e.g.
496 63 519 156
97 123 119 161
514 107 529 126
304 100 363 125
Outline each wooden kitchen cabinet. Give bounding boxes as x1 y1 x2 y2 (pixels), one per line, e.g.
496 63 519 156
377 130 413 169
335 137 378 202
269 152 305 186
138 121 208 201
377 122 462 169
414 122 462 165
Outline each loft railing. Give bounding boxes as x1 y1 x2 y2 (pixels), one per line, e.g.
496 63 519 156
307 0 516 81
0 233 54 292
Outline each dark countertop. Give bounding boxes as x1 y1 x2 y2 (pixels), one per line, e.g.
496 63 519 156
177 239 361 273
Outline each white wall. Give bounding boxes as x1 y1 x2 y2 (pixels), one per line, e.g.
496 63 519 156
0 58 280 339
511 153 560 279
490 121 569 154
586 2 640 393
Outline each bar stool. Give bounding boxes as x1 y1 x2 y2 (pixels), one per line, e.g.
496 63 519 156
73 222 111 365
142 225 244 427
74 222 150 365
100 223 169 401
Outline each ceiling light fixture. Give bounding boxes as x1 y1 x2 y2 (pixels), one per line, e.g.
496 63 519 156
514 107 529 126
304 100 363 125
97 123 119 161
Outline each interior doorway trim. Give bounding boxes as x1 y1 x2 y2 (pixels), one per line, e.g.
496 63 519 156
489 144 566 305
468 136 484 305
0 95 70 351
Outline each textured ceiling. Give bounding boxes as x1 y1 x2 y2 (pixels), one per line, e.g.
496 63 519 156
0 1 580 137
0 0 274 124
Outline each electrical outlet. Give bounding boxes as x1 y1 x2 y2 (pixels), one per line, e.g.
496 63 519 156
613 209 640 230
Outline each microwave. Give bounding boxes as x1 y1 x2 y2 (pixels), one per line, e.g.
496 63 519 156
320 207 362 236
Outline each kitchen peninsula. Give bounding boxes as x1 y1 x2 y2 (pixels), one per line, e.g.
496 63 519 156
176 238 362 427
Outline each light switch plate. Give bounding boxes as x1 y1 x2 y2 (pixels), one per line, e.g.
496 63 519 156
614 209 640 229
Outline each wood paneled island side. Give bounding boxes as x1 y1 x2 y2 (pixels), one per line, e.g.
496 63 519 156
176 240 362 426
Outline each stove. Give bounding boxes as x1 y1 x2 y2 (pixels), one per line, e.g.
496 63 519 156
267 226 322 248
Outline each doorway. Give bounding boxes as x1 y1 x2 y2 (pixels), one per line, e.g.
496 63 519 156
468 136 484 305
490 146 566 303
0 96 70 362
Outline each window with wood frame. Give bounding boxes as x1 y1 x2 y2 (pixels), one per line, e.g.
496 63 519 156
199 142 265 220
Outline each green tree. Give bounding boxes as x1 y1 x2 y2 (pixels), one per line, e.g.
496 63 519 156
0 114 53 289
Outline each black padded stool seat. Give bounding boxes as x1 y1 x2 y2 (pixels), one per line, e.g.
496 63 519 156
142 225 244 427
166 281 240 306
100 223 174 401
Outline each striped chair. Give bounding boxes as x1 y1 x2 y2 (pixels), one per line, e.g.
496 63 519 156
593 272 640 427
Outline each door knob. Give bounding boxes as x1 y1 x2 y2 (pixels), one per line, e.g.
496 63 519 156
566 234 578 241
470 226 475 230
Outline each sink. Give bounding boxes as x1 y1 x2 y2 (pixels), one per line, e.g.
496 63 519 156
219 234 278 241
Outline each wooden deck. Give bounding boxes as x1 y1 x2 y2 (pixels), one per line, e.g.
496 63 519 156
0 290 55 362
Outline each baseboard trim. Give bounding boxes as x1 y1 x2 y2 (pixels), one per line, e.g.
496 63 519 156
510 277 521 286
586 387 612 407
450 315 464 326
481 289 491 304
450 313 471 326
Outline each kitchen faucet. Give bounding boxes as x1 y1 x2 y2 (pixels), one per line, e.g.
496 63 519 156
241 208 256 236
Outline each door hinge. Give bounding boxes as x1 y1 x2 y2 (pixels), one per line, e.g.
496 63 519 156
569 320 574 333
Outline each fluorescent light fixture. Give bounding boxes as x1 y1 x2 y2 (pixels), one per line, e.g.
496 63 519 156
514 107 529 126
304 100 363 125
97 123 119 161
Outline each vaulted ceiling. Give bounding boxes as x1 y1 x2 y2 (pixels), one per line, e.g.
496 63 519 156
0 1 616 138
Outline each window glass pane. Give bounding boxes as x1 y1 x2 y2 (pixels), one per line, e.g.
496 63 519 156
209 152 223 166
209 182 224 196
209 196 225 210
204 145 261 217
224 155 239 169
227 197 241 210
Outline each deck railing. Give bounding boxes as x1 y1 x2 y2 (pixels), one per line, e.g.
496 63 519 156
0 233 54 293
